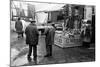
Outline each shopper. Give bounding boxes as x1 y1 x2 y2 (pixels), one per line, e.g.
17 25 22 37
25 20 39 64
81 20 91 48
44 21 55 57
15 17 23 39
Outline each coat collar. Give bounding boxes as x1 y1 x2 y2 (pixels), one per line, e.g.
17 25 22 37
30 23 36 26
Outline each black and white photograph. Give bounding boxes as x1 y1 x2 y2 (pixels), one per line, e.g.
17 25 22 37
10 0 95 66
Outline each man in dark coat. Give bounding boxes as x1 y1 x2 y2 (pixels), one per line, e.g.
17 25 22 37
15 17 23 39
25 20 39 64
44 21 55 57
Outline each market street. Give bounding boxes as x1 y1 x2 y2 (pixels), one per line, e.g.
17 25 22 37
10 31 95 67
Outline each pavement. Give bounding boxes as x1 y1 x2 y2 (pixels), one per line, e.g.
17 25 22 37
10 31 95 67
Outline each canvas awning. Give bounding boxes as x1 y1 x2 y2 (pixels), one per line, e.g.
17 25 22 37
11 1 65 14
35 4 65 12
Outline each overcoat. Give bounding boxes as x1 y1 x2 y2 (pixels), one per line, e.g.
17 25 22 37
25 23 39 45
15 20 23 33
45 26 55 45
81 26 91 42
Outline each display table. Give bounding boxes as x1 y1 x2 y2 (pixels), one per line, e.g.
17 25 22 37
54 30 82 48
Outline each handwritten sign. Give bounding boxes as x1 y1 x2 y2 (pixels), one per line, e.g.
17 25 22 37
55 33 81 44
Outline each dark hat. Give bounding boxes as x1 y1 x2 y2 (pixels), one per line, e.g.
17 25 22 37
31 20 36 22
30 20 36 23
47 21 52 23
18 17 21 20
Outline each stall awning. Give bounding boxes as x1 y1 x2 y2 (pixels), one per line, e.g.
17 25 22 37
35 4 65 12
11 1 65 14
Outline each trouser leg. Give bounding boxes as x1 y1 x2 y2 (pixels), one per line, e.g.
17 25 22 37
49 45 52 56
17 33 20 38
46 45 52 56
27 45 32 62
28 45 32 57
33 45 37 63
46 45 49 55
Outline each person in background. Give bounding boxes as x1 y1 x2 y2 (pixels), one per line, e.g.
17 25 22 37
44 21 55 57
15 17 23 39
81 20 91 48
25 20 39 64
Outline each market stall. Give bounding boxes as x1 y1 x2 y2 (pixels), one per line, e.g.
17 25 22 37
54 5 83 48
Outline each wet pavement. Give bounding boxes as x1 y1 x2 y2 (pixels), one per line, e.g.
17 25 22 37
10 31 95 67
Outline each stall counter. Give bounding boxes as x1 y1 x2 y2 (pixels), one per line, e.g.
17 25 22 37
54 30 82 48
